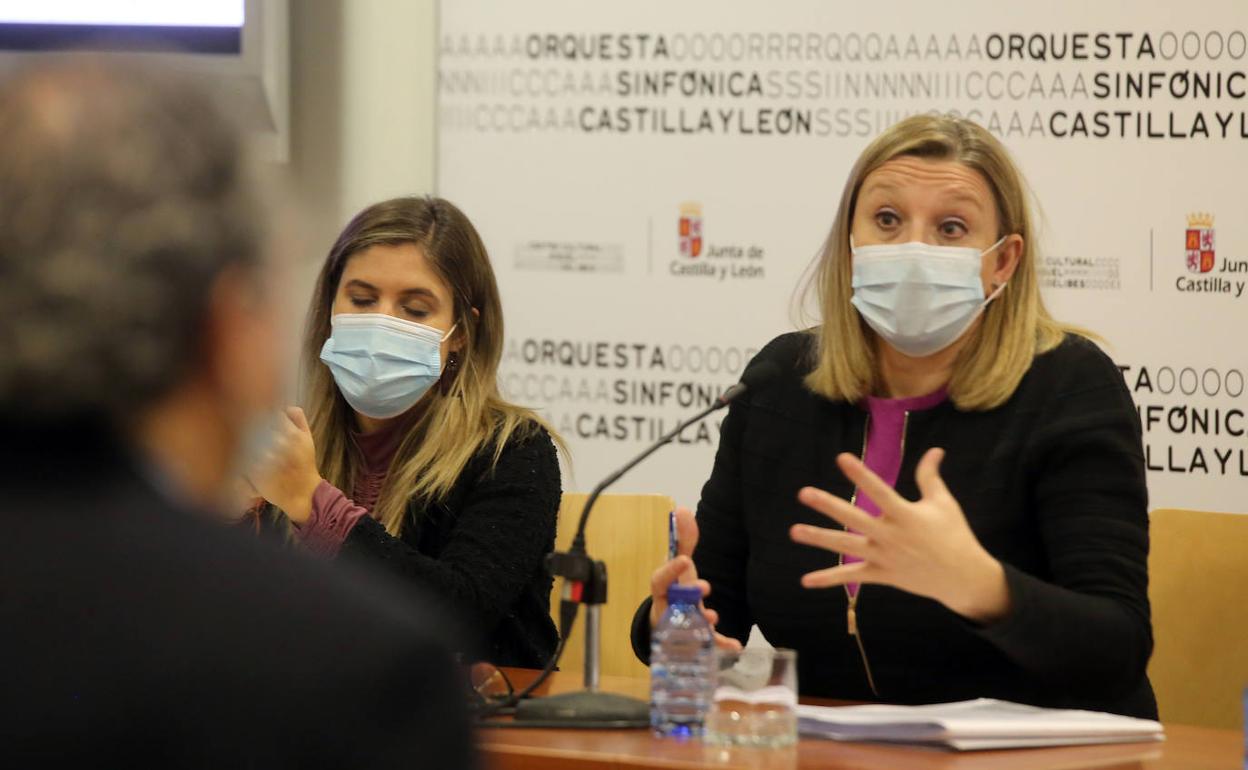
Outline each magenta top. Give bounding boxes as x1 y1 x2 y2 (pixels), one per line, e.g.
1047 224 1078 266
297 418 408 557
844 387 948 597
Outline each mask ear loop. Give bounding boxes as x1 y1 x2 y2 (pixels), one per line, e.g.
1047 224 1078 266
982 234 1014 303
980 234 1009 257
438 322 462 397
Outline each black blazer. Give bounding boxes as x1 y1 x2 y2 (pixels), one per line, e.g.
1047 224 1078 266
338 426 562 669
634 332 1157 719
0 422 476 769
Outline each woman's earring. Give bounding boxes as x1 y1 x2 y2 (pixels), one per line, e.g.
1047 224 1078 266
439 351 461 396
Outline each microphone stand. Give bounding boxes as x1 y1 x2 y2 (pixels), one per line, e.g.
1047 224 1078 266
513 396 733 727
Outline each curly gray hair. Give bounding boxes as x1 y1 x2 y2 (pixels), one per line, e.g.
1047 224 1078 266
0 58 263 419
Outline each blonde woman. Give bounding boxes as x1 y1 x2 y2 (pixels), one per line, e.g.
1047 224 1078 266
635 115 1156 718
247 196 562 668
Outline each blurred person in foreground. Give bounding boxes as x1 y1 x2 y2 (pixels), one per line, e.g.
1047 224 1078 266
0 58 475 768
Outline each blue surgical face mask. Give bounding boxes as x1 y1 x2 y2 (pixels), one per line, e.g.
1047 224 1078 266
319 313 457 419
849 235 1008 358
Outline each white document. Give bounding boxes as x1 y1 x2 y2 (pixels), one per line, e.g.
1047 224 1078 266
796 698 1165 751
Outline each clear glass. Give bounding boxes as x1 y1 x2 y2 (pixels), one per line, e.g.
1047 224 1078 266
704 647 798 748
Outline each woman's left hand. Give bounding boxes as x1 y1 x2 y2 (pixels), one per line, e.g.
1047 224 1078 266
789 448 1012 624
244 406 322 525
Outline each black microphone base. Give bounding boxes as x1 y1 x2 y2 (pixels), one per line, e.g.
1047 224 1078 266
513 690 649 729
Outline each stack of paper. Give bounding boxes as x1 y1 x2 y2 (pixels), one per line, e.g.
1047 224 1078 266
796 699 1165 751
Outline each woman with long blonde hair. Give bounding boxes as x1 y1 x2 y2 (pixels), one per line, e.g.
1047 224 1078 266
246 196 562 668
634 114 1156 719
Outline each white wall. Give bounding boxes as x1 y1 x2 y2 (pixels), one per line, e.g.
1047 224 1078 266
286 0 438 261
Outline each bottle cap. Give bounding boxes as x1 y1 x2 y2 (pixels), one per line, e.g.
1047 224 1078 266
666 583 703 606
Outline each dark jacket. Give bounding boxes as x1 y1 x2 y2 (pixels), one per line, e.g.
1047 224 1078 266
338 426 562 669
0 422 476 769
633 332 1157 719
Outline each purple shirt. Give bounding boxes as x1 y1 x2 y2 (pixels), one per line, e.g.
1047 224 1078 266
845 387 948 597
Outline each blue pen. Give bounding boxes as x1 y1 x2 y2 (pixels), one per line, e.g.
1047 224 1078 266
668 510 679 560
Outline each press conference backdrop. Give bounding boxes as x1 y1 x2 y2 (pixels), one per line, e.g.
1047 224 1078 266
437 0 1248 514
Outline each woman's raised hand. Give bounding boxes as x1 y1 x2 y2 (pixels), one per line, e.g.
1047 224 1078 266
789 448 1012 624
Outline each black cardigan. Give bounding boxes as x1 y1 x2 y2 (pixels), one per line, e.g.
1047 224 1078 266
335 426 562 669
632 332 1157 718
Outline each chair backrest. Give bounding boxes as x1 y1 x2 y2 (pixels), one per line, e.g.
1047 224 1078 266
1147 507 1248 729
550 493 673 681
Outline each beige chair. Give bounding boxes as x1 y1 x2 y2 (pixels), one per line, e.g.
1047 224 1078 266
549 493 673 681
1147 507 1248 729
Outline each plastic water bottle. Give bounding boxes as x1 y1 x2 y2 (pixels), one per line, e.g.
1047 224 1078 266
650 583 716 738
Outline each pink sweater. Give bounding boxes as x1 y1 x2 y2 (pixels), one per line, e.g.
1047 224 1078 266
844 388 948 596
297 419 408 557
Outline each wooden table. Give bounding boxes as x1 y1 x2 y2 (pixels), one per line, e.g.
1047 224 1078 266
481 669 1243 770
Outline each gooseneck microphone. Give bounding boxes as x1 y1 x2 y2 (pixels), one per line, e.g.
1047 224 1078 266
567 359 781 551
487 359 780 728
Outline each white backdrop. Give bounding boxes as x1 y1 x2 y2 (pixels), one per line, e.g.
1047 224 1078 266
437 0 1248 514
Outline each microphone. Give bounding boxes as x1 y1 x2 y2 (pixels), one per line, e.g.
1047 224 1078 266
715 359 779 407
505 359 780 728
569 358 780 547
